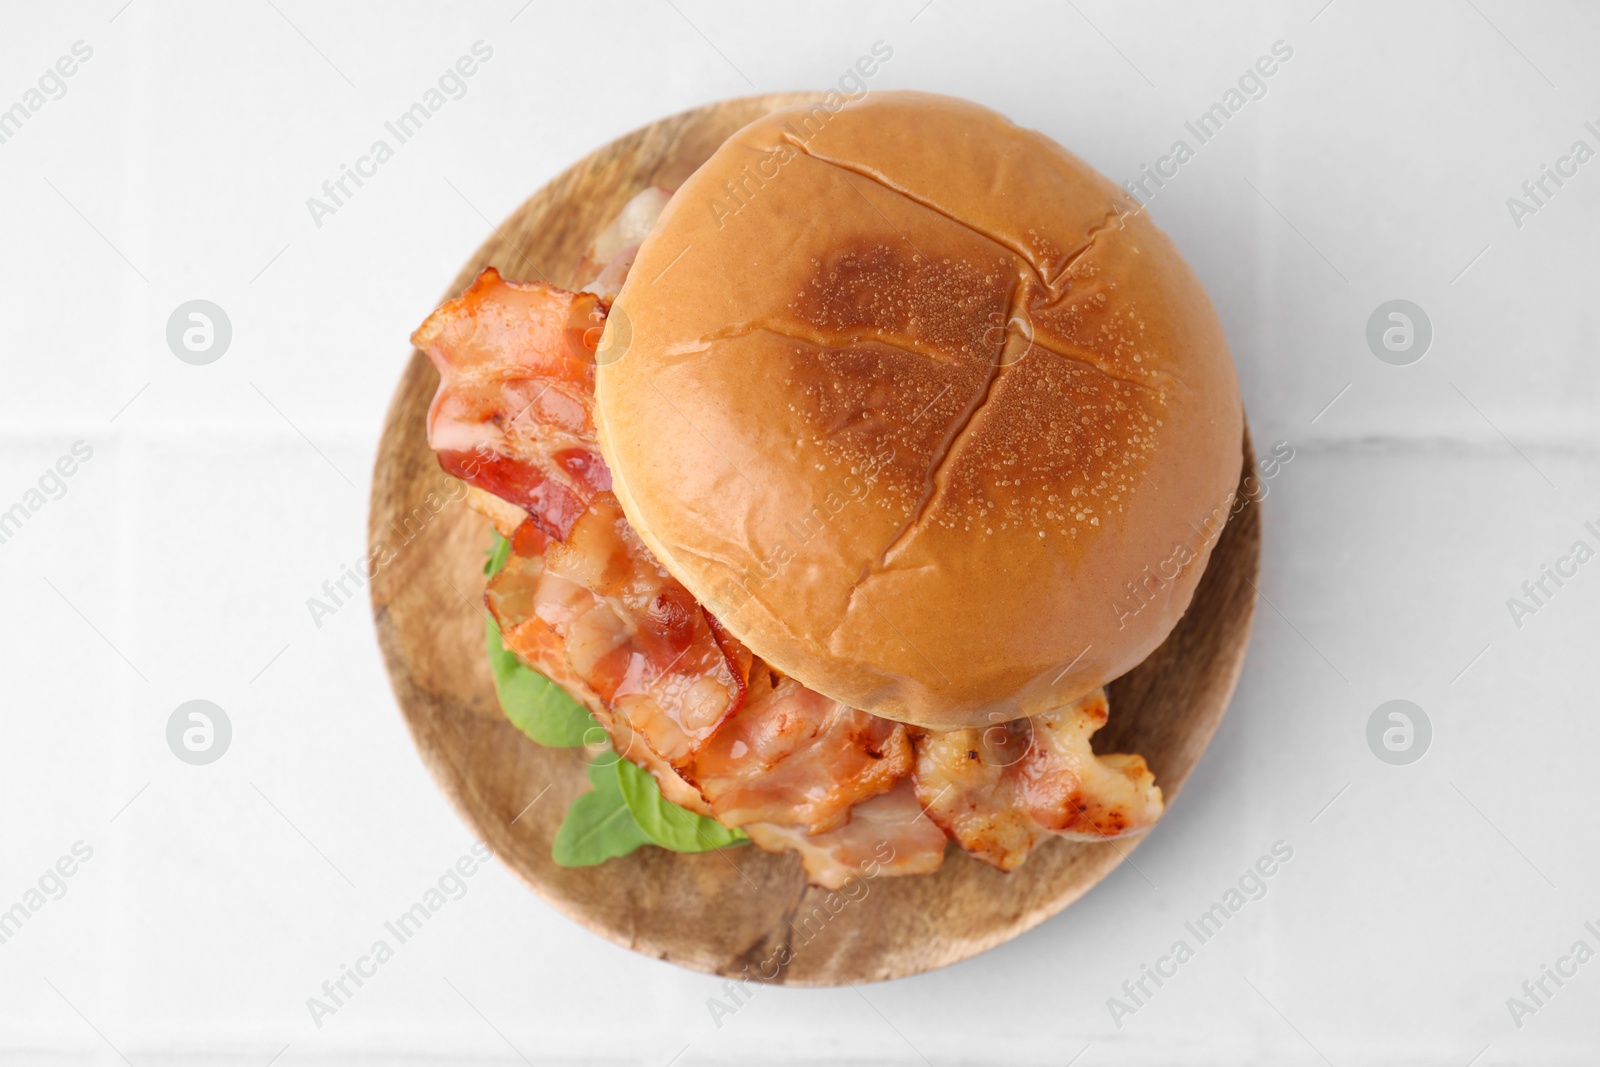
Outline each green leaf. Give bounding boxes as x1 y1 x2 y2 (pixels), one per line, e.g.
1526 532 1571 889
551 758 653 866
486 615 597 747
615 756 748 852
483 534 597 748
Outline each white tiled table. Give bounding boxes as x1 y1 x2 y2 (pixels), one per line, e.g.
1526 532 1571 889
3 2 1597 1063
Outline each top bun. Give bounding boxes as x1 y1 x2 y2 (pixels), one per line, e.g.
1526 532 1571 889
595 91 1242 729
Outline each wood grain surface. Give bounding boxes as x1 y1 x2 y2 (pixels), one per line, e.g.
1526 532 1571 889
368 92 1262 985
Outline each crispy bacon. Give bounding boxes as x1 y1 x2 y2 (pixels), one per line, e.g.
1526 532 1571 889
687 674 913 834
911 689 1163 872
489 492 744 769
486 547 713 815
743 781 947 889
573 186 672 301
510 517 550 558
412 267 609 540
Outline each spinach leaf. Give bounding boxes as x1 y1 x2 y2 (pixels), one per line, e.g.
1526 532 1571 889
551 759 653 866
614 756 748 852
485 616 597 748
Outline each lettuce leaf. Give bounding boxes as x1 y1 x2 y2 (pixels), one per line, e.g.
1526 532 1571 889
483 534 747 864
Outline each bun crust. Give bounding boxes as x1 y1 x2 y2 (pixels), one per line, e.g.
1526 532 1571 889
596 91 1242 728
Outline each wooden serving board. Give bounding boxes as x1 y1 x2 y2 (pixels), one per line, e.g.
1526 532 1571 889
368 92 1262 985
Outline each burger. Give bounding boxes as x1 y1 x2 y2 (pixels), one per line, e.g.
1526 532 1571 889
410 91 1243 889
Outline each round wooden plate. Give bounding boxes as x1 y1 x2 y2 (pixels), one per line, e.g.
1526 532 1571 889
368 92 1262 986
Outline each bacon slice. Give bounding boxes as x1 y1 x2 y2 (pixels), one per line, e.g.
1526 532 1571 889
743 781 947 889
687 673 912 834
911 689 1163 872
488 492 744 771
412 267 610 541
574 186 672 302
486 545 712 815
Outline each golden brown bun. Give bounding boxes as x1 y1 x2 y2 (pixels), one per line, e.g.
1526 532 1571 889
596 91 1242 728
